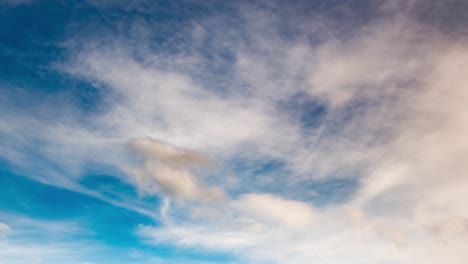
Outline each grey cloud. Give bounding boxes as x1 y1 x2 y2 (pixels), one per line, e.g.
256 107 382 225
427 217 468 239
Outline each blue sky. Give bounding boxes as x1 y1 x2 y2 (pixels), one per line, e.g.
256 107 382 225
1 0 468 263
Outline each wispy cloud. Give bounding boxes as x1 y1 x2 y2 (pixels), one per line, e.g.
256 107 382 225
0 214 99 264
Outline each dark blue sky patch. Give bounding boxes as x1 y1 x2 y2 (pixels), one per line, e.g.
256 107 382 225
0 1 114 115
229 157 286 179
223 157 295 197
297 177 360 207
278 91 328 130
226 154 359 207
0 1 70 85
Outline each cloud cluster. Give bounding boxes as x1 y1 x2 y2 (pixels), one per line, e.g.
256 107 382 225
127 138 224 202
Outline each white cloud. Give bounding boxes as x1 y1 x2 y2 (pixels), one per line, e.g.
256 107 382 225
233 193 316 229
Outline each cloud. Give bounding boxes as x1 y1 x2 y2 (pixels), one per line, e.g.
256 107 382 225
374 222 406 247
0 223 10 237
127 138 224 202
138 193 322 260
305 17 425 107
137 193 406 264
427 216 468 239
353 41 468 229
129 138 210 167
0 214 101 264
233 193 316 229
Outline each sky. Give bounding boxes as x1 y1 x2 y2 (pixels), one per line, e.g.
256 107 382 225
1 0 468 263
